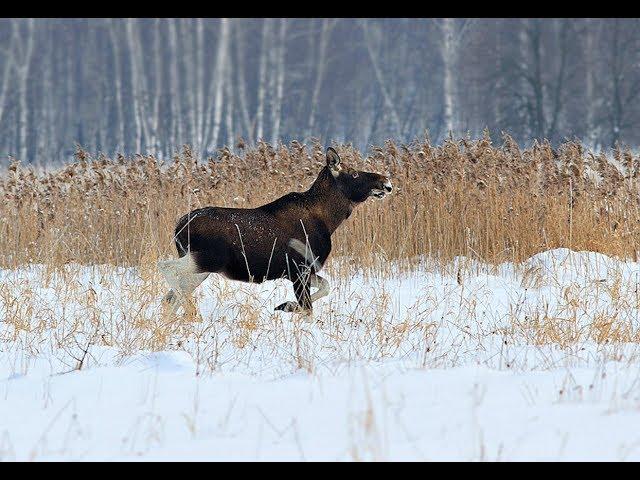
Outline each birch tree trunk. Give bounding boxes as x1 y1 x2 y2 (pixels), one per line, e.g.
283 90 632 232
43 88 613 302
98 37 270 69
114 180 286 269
610 19 622 147
530 20 546 139
0 20 17 127
209 17 230 152
225 54 234 148
182 19 196 151
195 18 204 153
584 19 597 147
441 18 457 137
168 19 183 152
493 20 504 133
108 20 125 152
271 18 287 146
256 19 271 142
307 19 333 138
16 18 35 162
125 19 143 152
234 20 253 143
149 18 162 156
519 18 531 139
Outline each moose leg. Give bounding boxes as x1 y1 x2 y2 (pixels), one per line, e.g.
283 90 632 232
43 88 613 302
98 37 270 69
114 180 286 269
158 253 210 316
309 274 329 303
275 273 328 313
275 273 313 313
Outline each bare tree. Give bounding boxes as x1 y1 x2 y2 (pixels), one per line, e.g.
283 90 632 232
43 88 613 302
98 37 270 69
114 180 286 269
0 20 17 128
14 18 35 161
255 19 272 142
234 19 253 144
208 18 231 153
601 19 640 147
360 19 402 138
167 18 183 153
271 18 287 145
515 19 571 142
305 18 336 141
433 18 476 137
125 19 145 152
583 19 600 147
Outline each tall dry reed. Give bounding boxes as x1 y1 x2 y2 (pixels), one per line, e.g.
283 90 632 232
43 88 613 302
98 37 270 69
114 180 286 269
2 133 639 271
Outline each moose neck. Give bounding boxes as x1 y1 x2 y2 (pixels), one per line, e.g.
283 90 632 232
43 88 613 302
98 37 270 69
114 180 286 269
306 167 354 234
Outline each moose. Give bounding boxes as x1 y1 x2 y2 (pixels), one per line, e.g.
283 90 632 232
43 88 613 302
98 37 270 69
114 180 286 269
158 147 392 316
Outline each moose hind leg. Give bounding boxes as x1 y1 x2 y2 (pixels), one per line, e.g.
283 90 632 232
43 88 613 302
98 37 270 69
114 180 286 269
158 253 209 315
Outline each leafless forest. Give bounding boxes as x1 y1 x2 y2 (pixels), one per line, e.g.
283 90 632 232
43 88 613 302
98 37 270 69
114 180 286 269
0 18 639 166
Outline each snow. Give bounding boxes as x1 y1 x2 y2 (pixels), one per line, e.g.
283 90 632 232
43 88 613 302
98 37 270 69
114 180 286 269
2 248 640 461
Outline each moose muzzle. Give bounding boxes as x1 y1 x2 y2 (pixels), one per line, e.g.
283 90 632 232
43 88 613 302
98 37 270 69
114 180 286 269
371 178 393 198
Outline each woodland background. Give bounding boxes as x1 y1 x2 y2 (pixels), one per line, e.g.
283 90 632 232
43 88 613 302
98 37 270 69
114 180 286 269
0 18 639 166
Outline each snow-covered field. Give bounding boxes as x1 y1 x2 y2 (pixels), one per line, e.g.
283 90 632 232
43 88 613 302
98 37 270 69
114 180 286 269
2 248 640 461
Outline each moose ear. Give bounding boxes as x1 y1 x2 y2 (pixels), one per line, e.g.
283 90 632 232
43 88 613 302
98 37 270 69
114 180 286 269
326 147 341 172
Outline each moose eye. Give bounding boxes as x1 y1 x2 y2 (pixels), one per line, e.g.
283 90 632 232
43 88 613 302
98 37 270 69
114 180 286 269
352 172 359 178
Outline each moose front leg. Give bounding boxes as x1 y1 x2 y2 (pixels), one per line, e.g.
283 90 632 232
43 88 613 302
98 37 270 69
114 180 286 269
275 273 328 313
275 274 312 313
309 274 329 302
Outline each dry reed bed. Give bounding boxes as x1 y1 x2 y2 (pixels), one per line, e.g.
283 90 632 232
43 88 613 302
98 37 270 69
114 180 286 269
1 134 640 271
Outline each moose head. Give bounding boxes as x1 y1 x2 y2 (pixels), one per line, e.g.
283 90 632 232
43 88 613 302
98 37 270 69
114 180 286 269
325 147 393 203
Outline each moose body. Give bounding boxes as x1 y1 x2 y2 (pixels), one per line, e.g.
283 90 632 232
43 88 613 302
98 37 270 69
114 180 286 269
158 147 392 314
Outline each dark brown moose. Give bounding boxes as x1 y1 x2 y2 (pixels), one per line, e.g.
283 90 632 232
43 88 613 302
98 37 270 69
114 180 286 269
158 147 392 316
